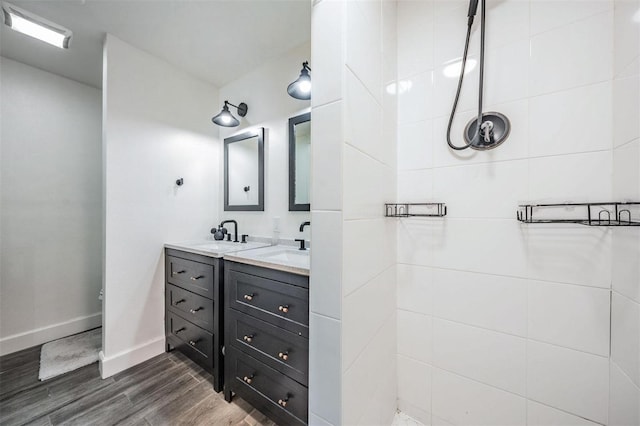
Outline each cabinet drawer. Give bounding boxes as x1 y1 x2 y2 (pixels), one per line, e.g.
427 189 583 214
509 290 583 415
227 346 307 424
227 270 309 334
167 312 213 368
166 284 214 333
167 256 214 298
229 309 308 385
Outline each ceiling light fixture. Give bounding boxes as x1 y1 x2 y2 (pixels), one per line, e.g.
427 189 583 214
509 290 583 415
2 2 72 49
287 61 311 100
211 100 248 127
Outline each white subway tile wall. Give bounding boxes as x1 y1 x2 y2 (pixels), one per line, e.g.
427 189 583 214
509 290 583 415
311 0 639 424
309 1 347 423
396 0 640 425
310 0 398 424
611 0 640 424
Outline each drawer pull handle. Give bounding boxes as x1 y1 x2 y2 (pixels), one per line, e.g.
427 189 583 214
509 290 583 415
190 275 204 281
243 294 254 301
278 305 289 313
243 374 254 384
172 270 186 275
175 327 186 334
278 351 289 361
278 397 289 407
188 340 199 346
174 299 186 305
243 335 254 343
189 307 203 314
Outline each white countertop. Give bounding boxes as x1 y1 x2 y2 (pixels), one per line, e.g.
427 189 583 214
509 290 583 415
223 245 310 276
164 240 270 258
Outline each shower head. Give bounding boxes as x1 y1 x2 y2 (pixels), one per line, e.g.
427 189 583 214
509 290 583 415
468 0 479 17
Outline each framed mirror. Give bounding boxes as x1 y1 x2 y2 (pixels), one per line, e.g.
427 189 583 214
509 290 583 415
224 128 264 211
289 112 311 211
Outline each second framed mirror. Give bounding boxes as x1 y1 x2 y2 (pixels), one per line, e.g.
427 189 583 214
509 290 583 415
289 112 311 211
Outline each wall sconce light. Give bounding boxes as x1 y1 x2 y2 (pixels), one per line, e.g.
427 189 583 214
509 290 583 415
211 100 248 127
287 61 311 100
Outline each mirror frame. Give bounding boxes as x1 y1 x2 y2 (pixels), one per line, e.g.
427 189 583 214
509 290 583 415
288 112 311 212
224 128 265 211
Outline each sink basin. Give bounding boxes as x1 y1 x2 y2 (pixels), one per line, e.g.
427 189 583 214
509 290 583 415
192 241 241 251
258 249 309 263
164 240 270 258
223 245 310 275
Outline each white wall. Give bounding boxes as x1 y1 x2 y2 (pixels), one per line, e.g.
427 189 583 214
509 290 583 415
396 1 639 425
0 57 102 356
610 1 640 425
217 43 311 242
101 35 220 377
309 1 398 425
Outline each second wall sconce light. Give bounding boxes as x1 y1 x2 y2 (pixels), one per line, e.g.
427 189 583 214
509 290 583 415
212 100 248 127
287 61 311 100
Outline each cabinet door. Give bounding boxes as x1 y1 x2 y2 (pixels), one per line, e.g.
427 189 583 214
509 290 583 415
167 256 215 298
167 312 214 369
228 309 308 385
166 284 214 332
227 346 307 425
226 270 309 335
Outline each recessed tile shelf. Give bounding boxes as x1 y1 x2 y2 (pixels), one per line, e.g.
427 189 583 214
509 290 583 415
385 203 447 218
517 202 640 226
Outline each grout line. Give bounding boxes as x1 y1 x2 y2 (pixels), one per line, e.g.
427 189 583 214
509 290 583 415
611 287 640 304
398 78 613 128
344 64 384 109
343 139 396 170
396 308 611 360
610 359 640 392
526 398 606 426
398 356 605 426
613 137 640 152
432 364 527 399
607 285 613 425
397 147 614 172
311 98 342 110
395 262 613 292
342 306 395 374
310 310 341 323
343 263 396 299
343 216 389 222
528 7 613 38
309 410 337 426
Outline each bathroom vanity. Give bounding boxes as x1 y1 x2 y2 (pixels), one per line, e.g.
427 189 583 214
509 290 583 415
165 249 223 390
164 241 310 424
223 246 310 426
163 240 269 393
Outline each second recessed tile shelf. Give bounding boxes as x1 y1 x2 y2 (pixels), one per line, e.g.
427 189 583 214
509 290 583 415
385 203 447 218
516 201 640 226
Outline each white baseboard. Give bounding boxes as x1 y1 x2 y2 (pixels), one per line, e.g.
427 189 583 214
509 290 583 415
0 313 102 356
99 336 165 379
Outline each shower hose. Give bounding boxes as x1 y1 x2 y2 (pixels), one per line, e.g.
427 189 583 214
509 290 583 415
446 0 486 150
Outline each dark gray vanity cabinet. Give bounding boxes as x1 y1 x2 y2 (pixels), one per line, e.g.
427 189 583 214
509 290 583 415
224 261 309 426
165 248 224 392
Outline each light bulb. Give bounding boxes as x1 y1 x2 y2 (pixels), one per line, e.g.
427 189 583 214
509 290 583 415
298 80 311 94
